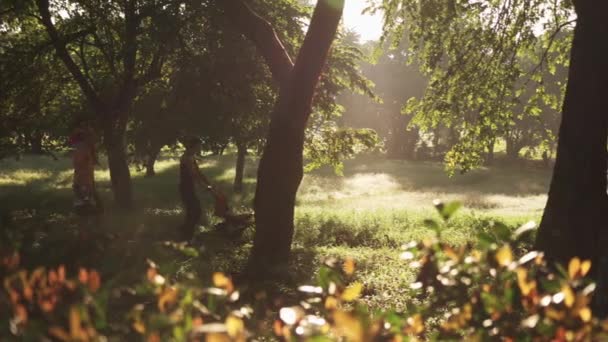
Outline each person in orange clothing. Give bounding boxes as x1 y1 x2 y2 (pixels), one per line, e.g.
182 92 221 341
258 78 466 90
70 127 103 215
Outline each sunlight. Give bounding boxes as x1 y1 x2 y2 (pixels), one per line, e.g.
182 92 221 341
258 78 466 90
342 0 383 42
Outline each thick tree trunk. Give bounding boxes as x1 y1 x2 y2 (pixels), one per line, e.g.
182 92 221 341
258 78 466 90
103 118 134 210
233 142 247 193
536 4 608 267
244 0 345 274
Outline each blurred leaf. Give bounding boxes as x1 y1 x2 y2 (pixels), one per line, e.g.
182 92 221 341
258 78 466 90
343 258 355 276
225 315 244 338
341 282 363 302
568 258 581 279
495 245 513 267
435 201 462 221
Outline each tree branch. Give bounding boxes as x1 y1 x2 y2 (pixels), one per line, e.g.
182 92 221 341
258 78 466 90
221 0 294 85
528 19 577 78
35 0 103 111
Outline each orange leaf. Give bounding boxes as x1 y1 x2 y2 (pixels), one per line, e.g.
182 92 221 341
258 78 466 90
58 265 66 283
88 271 101 292
14 304 27 324
212 272 234 293
158 287 179 312
48 326 70 341
78 268 88 284
147 332 161 342
48 270 58 285
343 258 355 276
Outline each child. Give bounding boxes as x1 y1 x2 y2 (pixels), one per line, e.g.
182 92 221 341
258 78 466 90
70 127 103 215
179 137 213 240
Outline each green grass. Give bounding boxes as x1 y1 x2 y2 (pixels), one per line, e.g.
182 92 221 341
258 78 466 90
0 153 551 311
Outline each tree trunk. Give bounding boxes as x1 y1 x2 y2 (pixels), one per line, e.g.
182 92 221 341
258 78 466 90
103 118 134 210
505 135 521 160
485 139 495 166
29 131 43 154
535 3 608 268
244 0 345 275
233 142 247 193
145 146 161 177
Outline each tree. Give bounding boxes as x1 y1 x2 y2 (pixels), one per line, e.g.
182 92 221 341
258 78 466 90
0 2 82 158
535 2 608 269
33 0 195 208
377 0 573 173
221 0 345 275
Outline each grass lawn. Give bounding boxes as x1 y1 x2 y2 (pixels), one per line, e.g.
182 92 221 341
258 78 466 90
0 153 551 311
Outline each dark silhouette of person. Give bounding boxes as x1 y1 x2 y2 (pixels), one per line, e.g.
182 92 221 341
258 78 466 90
179 138 213 240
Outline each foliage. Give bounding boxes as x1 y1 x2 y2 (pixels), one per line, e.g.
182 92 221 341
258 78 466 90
304 124 381 175
1 255 105 340
4 200 608 340
372 0 573 172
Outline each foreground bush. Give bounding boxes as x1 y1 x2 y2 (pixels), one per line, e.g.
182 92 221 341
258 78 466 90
3 202 608 341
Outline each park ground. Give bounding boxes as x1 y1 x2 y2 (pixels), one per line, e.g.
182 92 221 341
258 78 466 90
0 153 550 311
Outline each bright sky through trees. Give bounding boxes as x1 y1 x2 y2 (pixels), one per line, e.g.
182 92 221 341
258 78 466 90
342 1 383 42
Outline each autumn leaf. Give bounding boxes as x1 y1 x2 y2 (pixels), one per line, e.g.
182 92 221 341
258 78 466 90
226 315 244 338
158 287 179 312
88 271 101 292
562 285 575 308
48 326 70 341
343 258 355 276
213 272 234 293
581 260 592 277
333 310 363 342
341 282 363 302
580 307 592 322
568 258 581 279
325 296 338 310
405 314 425 335
495 245 513 267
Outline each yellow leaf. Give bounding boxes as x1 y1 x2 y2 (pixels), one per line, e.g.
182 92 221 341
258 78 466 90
206 333 231 342
69 306 86 340
444 246 459 262
495 245 513 267
213 272 234 293
325 296 338 310
562 285 575 308
406 314 424 335
581 260 592 277
226 315 244 338
580 307 592 322
341 282 363 302
568 258 581 279
132 320 146 334
343 258 355 276
157 287 179 312
48 326 70 341
333 310 363 342
516 267 536 296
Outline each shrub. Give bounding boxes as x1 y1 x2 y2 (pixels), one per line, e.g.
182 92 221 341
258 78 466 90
4 202 608 341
